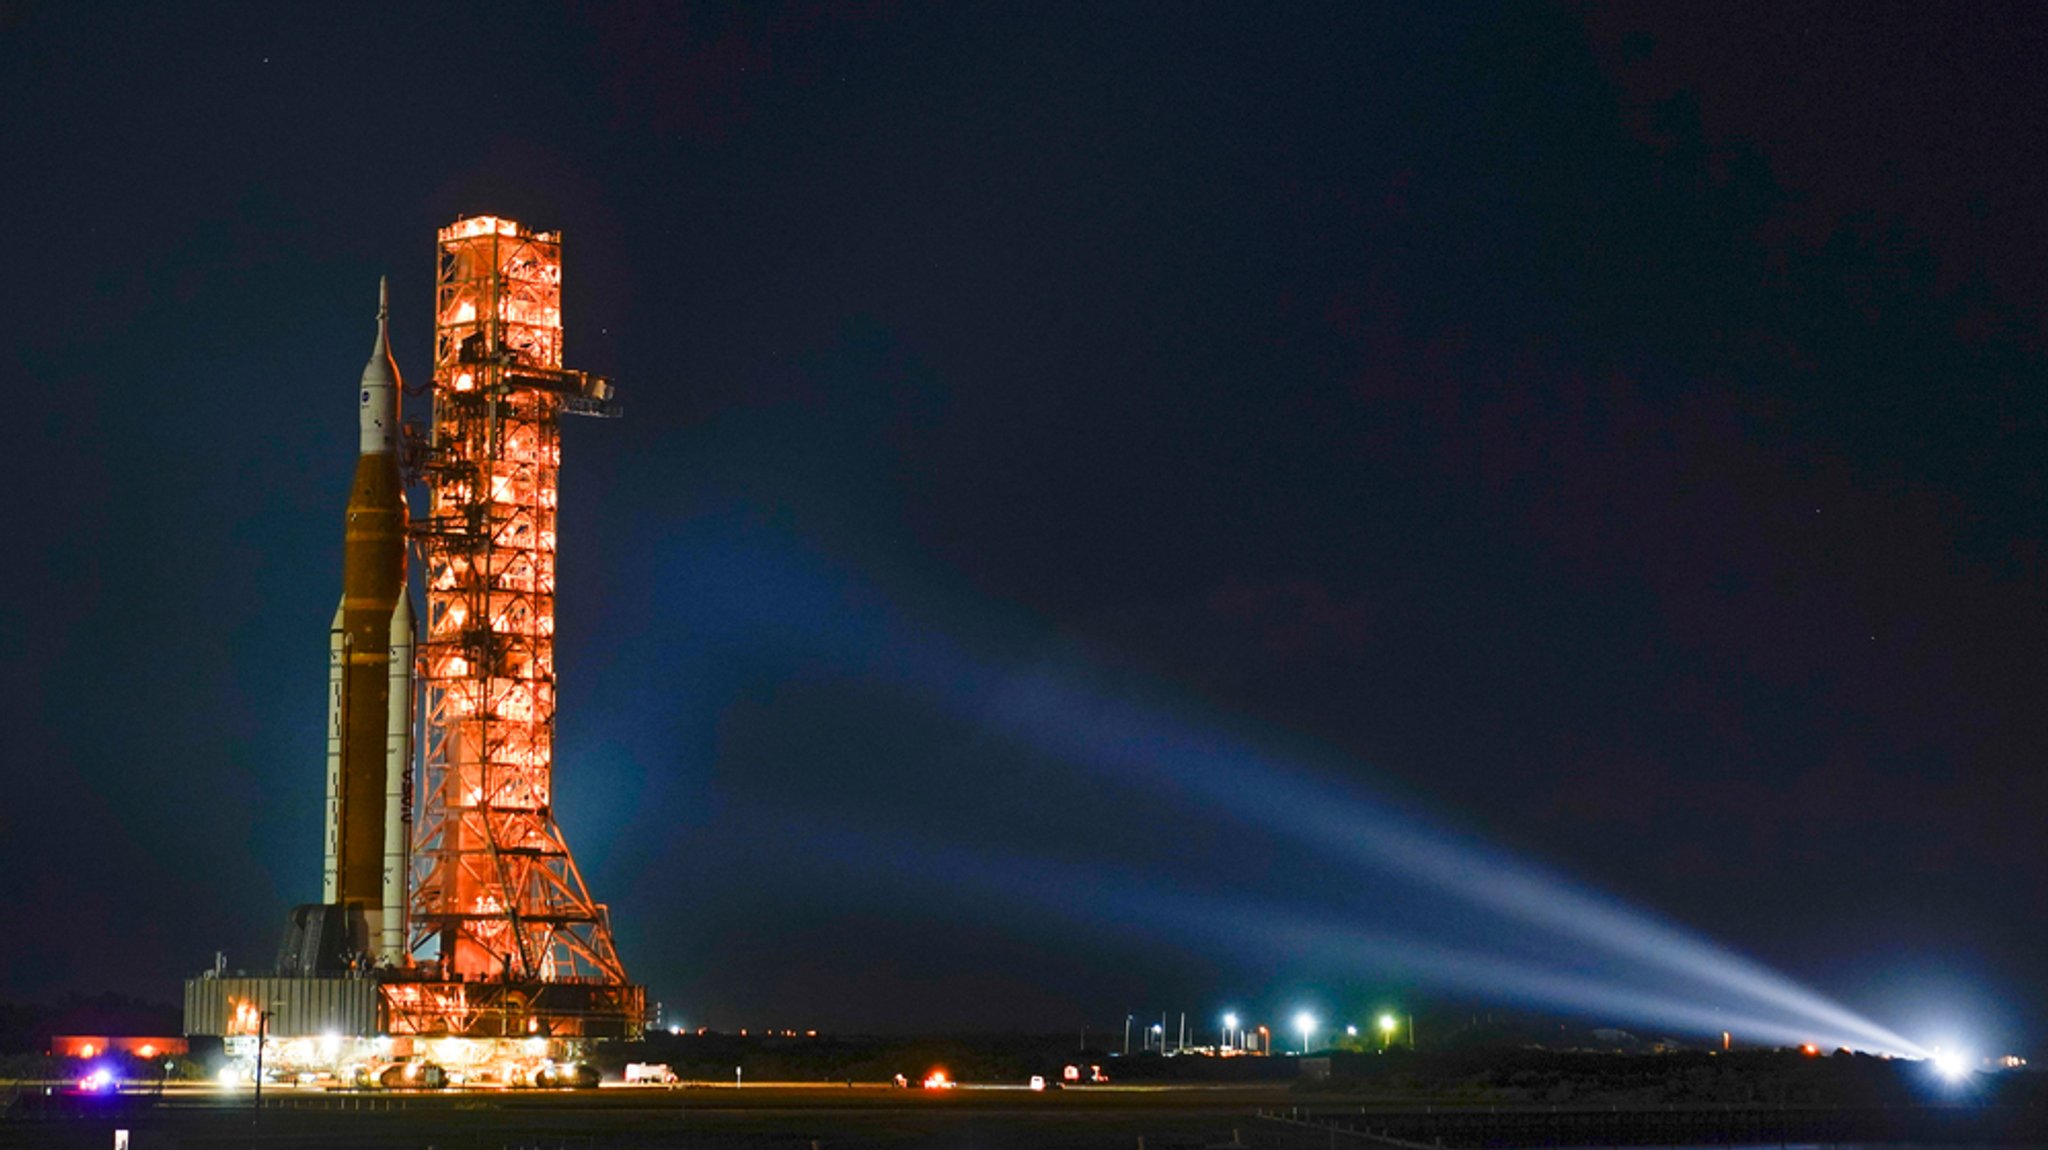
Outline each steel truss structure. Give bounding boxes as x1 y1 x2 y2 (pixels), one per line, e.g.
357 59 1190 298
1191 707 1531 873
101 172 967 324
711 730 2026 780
405 215 636 1035
380 974 641 1040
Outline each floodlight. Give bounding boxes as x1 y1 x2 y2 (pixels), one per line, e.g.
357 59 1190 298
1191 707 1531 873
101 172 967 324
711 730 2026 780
1294 1011 1317 1053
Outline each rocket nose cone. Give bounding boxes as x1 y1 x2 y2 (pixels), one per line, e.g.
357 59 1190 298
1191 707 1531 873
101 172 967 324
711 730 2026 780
362 280 399 391
389 593 415 643
359 276 401 454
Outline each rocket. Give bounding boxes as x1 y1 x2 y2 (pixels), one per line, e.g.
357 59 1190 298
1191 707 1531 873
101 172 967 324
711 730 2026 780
322 277 414 966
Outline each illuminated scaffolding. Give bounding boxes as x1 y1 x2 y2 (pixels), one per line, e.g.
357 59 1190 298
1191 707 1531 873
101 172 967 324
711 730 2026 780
405 215 637 1036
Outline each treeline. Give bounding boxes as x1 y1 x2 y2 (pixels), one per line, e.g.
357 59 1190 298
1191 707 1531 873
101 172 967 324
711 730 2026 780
1298 1046 2046 1108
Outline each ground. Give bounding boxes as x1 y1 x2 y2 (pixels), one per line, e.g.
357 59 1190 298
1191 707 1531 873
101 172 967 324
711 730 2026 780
6 1083 1292 1150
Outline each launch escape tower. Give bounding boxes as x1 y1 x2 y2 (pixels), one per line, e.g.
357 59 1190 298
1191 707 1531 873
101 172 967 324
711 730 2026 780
394 215 640 1037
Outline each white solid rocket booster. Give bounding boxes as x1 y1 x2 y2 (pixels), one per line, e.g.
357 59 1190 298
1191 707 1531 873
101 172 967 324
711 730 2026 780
381 592 413 964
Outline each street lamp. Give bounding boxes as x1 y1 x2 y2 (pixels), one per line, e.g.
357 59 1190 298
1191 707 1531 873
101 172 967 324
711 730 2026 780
1222 1012 1239 1053
252 1006 277 1112
1293 1011 1317 1055
1378 1014 1398 1050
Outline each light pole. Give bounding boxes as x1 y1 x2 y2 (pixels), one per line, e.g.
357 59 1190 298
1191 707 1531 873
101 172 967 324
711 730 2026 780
252 1008 274 1113
1124 1014 1132 1057
1378 1013 1398 1051
1223 1012 1239 1054
1293 1012 1316 1055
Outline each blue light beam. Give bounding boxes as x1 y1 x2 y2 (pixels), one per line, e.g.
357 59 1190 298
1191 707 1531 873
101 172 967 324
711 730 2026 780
832 830 1877 1051
649 523 1927 1056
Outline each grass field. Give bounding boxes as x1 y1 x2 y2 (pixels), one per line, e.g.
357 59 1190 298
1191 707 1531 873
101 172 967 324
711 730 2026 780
1 1082 1304 1150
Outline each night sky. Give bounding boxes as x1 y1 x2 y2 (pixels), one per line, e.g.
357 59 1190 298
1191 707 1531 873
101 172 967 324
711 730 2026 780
4 2 2043 1053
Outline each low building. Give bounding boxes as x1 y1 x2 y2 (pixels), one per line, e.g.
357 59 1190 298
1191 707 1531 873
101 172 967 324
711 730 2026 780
51 1035 189 1060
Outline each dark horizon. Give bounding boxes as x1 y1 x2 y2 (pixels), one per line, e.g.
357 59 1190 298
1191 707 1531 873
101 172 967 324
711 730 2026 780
3 2 2043 1055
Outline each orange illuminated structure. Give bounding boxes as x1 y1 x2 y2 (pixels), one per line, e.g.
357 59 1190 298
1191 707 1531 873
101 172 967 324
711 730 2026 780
52 1036 188 1060
398 214 639 1038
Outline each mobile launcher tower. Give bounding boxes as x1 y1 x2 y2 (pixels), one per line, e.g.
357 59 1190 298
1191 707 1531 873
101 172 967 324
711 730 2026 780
185 216 641 1086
